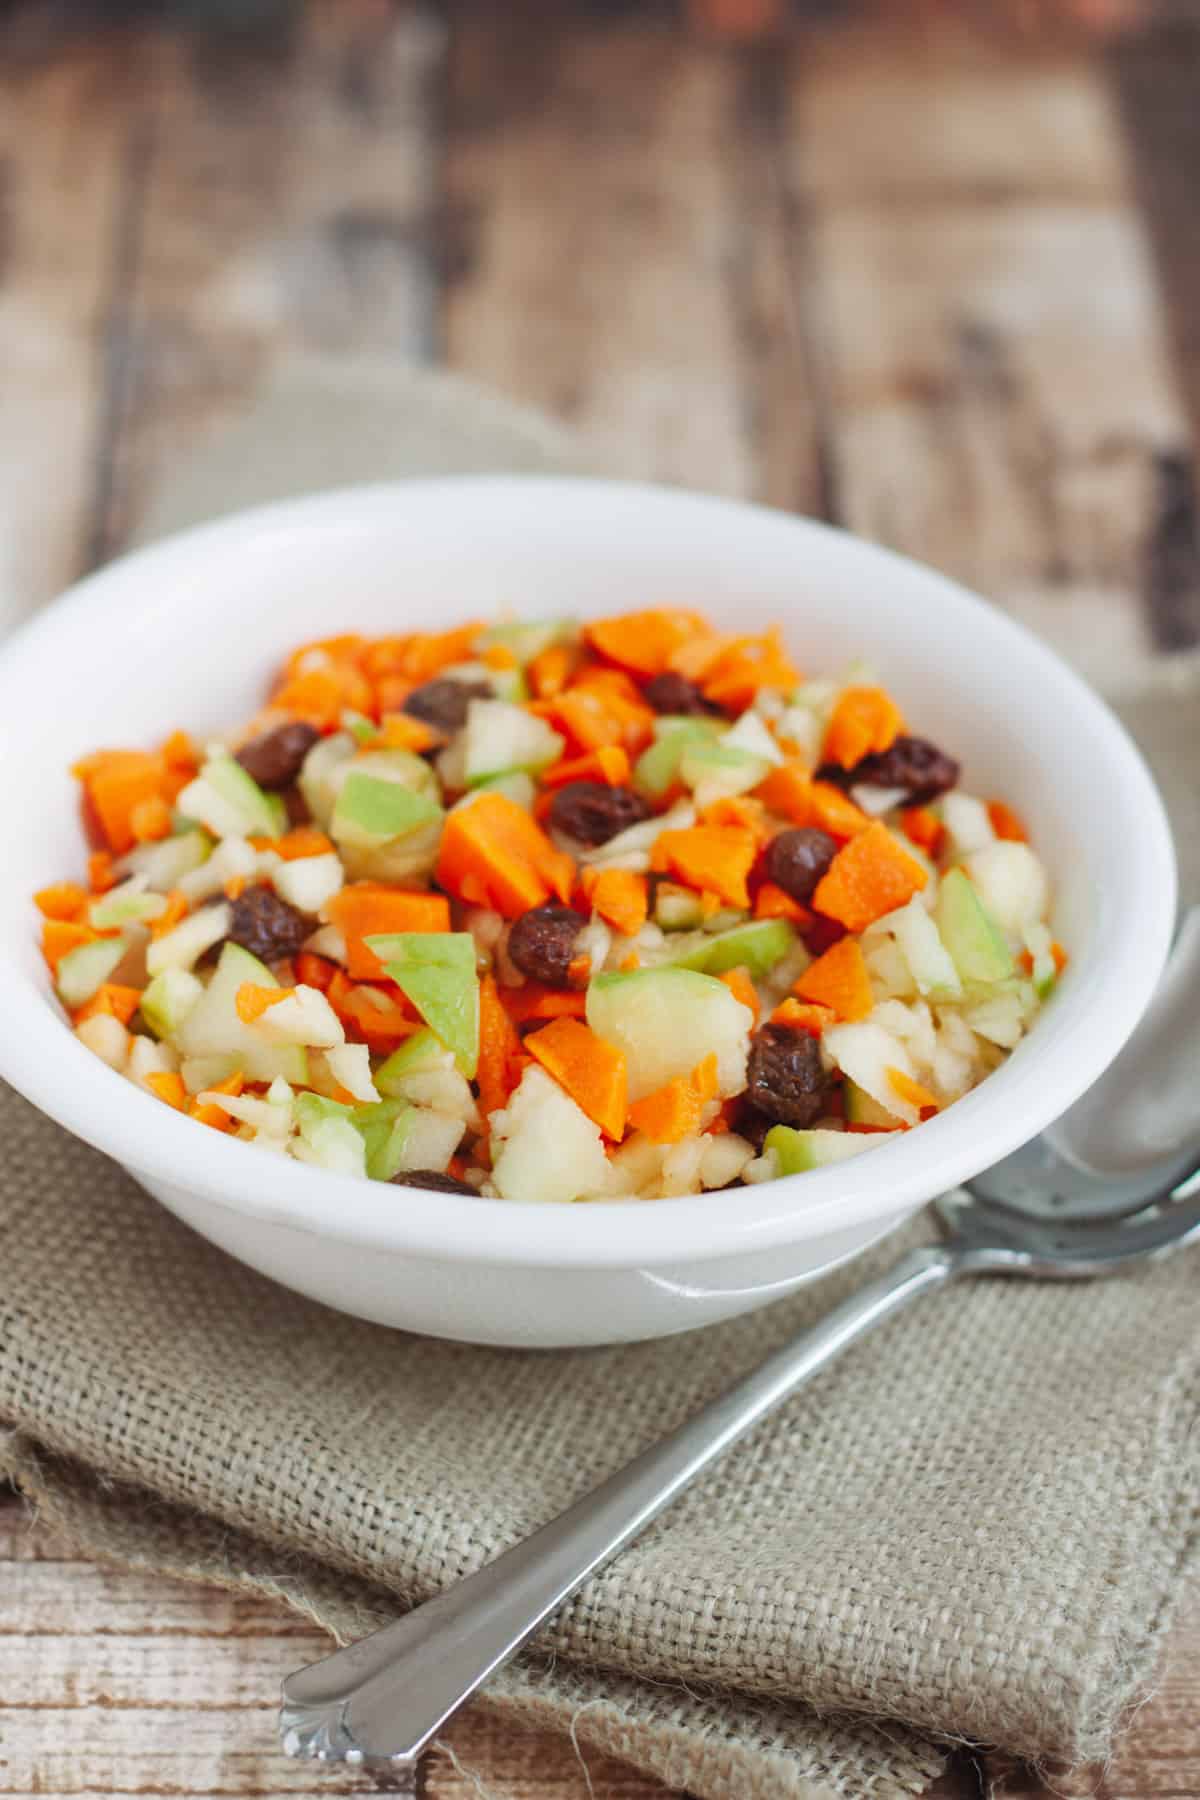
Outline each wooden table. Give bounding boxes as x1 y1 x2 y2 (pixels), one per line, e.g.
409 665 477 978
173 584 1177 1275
1 2 1198 1795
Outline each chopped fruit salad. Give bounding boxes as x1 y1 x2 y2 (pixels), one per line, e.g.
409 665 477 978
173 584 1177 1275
36 611 1066 1202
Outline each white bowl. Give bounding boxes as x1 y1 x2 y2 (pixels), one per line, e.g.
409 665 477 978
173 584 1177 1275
0 479 1176 1346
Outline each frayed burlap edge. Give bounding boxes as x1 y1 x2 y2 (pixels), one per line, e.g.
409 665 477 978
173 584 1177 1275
0 1432 945 1800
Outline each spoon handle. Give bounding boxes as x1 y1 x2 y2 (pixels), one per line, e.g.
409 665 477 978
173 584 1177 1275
1047 906 1200 1175
280 1244 954 1769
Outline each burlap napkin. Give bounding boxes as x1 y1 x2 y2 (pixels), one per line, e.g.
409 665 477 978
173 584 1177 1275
3 357 1199 1800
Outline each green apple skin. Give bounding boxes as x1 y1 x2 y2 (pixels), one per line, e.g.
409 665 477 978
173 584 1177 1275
370 932 480 1079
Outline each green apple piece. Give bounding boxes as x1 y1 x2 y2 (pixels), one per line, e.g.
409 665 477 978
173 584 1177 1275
671 917 795 981
298 731 356 828
253 986 344 1049
479 618 573 665
178 752 285 841
844 1079 904 1128
270 851 344 915
633 719 721 802
145 901 232 976
490 1064 610 1203
766 1124 897 1173
347 1096 408 1179
378 1104 467 1181
940 792 995 858
823 1020 920 1126
118 828 211 892
885 897 962 1001
962 841 1048 935
88 878 168 931
935 868 1014 985
370 932 479 1078
292 1113 366 1178
723 709 784 766
678 741 770 810
654 883 704 931
374 1027 452 1094
332 770 441 848
180 1052 243 1095
139 967 203 1040
463 699 564 787
471 770 536 810
56 935 131 1010
341 708 378 745
176 941 308 1084
1022 922 1058 1000
586 965 753 1101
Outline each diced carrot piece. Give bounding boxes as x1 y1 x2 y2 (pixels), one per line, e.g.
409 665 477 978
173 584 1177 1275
283 634 367 679
385 623 484 684
808 781 871 841
902 806 945 858
585 610 707 679
374 674 415 715
770 996 835 1036
330 977 420 1048
618 952 640 972
273 664 374 730
754 882 808 925
812 820 927 932
755 762 812 825
477 974 527 1117
887 1067 940 1113
549 685 655 757
273 827 336 862
296 951 337 991
42 919 96 972
823 686 905 770
541 745 631 790
377 713 441 754
88 851 117 894
578 867 648 936
699 795 771 841
794 937 874 1022
224 876 248 900
987 800 1028 843
529 643 574 699
666 632 734 682
650 826 758 910
499 984 588 1027
35 882 88 922
482 642 518 671
235 983 293 1024
73 983 143 1026
130 795 172 843
627 1052 719 1144
159 729 198 771
719 965 759 1023
146 1071 188 1110
327 883 451 979
1051 941 1068 973
78 751 168 854
526 1016 628 1139
436 793 575 919
189 1071 245 1131
700 630 799 711
150 890 189 939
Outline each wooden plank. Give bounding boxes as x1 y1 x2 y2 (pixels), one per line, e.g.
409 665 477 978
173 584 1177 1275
1107 16 1200 650
788 22 1193 689
0 34 136 629
442 2 829 512
88 0 446 563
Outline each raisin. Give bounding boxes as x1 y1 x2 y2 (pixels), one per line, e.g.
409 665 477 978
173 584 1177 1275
763 828 838 903
642 671 723 717
816 735 960 806
402 677 493 735
282 784 311 828
549 781 652 847
507 902 588 987
234 721 320 791
391 1169 477 1194
745 1023 831 1128
226 885 311 963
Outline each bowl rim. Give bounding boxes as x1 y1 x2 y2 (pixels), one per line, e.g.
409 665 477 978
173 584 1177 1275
0 475 1177 1269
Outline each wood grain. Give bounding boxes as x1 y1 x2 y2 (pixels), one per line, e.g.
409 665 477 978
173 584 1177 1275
442 1 830 512
785 20 1196 687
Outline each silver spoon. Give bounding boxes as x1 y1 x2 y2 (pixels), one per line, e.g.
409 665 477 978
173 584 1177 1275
279 909 1200 1772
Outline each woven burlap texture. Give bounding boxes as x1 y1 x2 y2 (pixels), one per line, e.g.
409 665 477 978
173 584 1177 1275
3 358 1198 1800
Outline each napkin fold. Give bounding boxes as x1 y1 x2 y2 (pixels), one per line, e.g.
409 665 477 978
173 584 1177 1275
3 357 1198 1800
